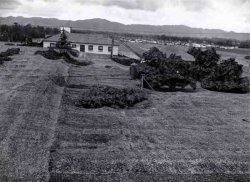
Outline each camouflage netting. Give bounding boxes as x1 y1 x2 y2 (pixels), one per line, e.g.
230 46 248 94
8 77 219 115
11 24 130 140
76 85 147 108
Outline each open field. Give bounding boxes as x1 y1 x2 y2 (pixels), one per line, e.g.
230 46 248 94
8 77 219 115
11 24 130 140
0 42 250 181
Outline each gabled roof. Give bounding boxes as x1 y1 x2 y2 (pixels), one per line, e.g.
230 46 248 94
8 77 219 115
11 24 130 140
44 32 119 46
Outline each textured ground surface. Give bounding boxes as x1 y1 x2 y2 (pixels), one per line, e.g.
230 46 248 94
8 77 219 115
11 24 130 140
0 42 249 181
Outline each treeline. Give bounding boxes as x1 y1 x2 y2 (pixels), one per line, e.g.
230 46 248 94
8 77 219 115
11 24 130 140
238 41 250 48
0 23 60 42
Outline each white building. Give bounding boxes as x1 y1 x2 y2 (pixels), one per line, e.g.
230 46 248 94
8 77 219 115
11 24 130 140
43 27 119 56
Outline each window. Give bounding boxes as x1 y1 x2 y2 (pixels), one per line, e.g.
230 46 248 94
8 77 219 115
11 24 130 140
50 43 55 47
88 45 93 51
98 46 103 52
108 46 112 52
71 44 76 48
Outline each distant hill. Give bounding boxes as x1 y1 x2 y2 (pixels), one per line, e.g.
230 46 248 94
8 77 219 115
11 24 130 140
0 16 249 41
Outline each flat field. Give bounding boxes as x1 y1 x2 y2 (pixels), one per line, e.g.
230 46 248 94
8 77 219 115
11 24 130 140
0 42 249 181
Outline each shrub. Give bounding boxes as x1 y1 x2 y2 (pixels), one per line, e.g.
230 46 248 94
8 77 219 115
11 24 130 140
0 48 19 65
201 77 249 93
201 58 249 93
0 56 12 62
136 55 196 91
63 52 92 66
35 49 92 66
188 47 220 80
76 85 147 108
142 47 166 67
68 49 79 57
244 56 250 60
4 43 15 46
35 49 62 60
0 48 20 57
112 57 140 66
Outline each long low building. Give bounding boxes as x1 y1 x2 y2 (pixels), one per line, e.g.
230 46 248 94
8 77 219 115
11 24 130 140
43 28 119 56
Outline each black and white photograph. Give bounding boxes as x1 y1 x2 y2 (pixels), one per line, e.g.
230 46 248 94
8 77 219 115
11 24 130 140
0 0 249 181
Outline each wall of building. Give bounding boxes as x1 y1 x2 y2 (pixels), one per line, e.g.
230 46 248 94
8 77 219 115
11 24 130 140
71 43 118 55
43 41 56 48
43 41 119 56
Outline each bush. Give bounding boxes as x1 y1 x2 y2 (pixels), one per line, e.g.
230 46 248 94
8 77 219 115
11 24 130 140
76 85 147 108
244 56 250 60
201 77 249 93
4 43 15 46
63 52 92 66
68 49 79 57
188 47 220 80
112 57 140 66
35 49 92 66
0 48 19 65
0 48 20 57
142 47 166 67
136 58 196 91
0 56 12 62
201 58 249 93
35 49 62 60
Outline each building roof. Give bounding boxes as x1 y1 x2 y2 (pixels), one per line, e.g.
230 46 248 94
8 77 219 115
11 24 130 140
44 32 119 46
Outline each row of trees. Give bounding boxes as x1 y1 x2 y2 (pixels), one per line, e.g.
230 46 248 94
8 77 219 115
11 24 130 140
0 23 59 42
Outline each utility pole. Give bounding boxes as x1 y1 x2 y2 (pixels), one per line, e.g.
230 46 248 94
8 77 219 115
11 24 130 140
141 74 144 90
111 36 114 58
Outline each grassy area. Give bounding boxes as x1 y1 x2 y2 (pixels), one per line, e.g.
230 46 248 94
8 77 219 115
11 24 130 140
0 42 249 181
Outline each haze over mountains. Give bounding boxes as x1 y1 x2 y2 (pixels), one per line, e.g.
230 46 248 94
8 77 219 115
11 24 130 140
0 16 249 41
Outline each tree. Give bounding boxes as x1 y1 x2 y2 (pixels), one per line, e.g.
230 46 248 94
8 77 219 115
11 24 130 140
137 48 196 91
201 58 249 93
56 29 71 51
188 47 220 80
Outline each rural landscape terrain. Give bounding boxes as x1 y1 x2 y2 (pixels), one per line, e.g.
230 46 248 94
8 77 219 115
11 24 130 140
0 33 249 181
0 0 250 180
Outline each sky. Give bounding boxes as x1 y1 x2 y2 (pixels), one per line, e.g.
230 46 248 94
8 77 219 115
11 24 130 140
0 0 249 33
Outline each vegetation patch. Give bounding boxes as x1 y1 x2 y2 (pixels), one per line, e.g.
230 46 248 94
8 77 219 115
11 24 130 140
0 48 20 64
201 58 249 93
135 47 196 91
76 85 147 108
188 47 249 93
35 49 62 60
35 49 92 66
112 56 140 66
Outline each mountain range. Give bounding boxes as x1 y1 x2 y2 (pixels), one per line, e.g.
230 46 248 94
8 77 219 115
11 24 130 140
0 16 249 41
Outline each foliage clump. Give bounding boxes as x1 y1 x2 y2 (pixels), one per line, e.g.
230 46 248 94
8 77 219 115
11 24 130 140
188 47 249 93
35 49 92 66
112 57 140 66
0 48 20 64
142 47 166 67
201 58 249 93
56 29 71 51
76 85 147 108
35 49 62 60
188 47 220 80
136 48 196 91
